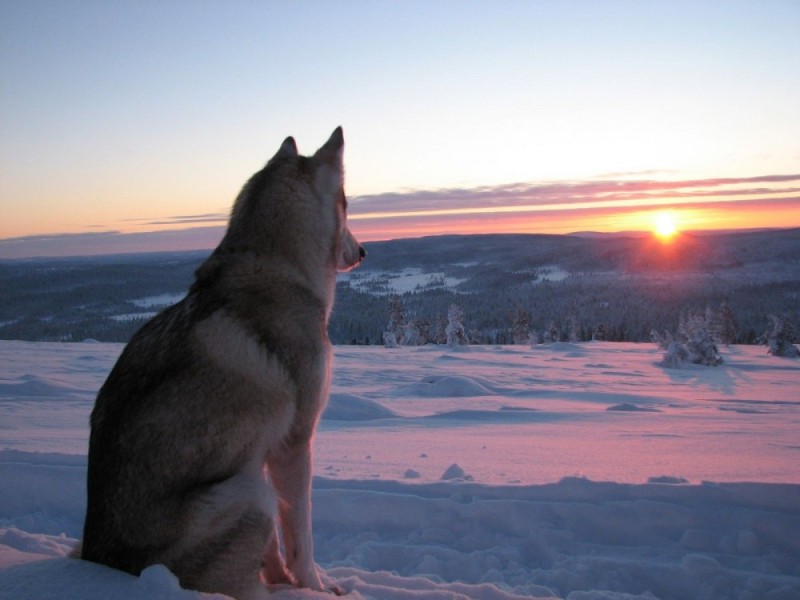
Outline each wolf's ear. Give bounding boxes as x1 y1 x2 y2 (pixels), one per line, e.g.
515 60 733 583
313 127 344 195
313 127 344 168
271 136 298 162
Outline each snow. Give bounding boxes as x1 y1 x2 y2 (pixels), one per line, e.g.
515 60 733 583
132 293 186 308
110 312 158 322
531 266 570 284
1 340 799 599
340 268 466 295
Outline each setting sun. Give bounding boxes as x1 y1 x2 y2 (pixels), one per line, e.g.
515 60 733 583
653 211 678 241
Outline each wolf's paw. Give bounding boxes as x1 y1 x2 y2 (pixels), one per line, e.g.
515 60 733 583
261 557 293 586
295 567 344 595
320 577 344 596
313 579 344 595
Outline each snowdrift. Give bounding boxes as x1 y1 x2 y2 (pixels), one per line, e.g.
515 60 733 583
1 341 799 599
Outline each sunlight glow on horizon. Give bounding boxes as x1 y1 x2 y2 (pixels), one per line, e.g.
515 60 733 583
652 211 679 241
344 178 800 241
349 189 800 224
1 1 798 257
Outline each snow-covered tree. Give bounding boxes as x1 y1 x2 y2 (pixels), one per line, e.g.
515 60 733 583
543 322 560 344
685 333 723 366
402 319 423 346
567 316 580 343
386 294 406 346
446 304 469 347
662 309 722 367
382 331 399 348
661 339 690 368
433 315 448 345
714 302 738 345
592 323 608 341
650 329 671 350
510 307 530 345
761 314 799 358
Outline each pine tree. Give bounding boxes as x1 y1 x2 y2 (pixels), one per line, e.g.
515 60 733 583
510 307 530 345
382 331 399 348
651 329 670 350
543 322 560 343
662 308 723 367
762 315 799 358
567 315 580 343
661 339 689 368
446 304 469 347
716 302 737 345
434 315 448 345
386 294 406 345
415 318 432 345
403 319 423 346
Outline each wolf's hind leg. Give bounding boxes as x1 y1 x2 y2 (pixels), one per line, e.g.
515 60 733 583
262 524 292 585
176 508 271 600
160 471 277 599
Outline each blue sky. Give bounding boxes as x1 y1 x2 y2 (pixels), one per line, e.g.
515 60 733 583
1 1 799 257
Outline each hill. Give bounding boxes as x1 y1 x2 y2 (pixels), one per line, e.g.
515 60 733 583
1 229 798 345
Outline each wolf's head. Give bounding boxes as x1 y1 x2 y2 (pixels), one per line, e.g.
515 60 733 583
303 127 365 273
221 128 365 278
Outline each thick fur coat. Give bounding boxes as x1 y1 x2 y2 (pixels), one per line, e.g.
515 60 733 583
80 128 363 599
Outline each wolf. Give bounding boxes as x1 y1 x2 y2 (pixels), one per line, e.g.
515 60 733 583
79 127 364 598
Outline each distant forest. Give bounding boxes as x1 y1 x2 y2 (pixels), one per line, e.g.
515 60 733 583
1 230 799 346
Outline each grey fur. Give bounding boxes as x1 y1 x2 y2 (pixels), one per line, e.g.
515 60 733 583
80 128 364 598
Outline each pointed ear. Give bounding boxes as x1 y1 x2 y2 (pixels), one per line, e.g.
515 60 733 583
270 136 298 162
313 127 344 167
313 127 344 195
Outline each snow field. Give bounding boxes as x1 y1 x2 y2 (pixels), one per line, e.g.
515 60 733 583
1 340 799 598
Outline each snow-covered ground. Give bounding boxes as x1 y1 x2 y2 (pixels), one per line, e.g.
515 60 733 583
1 340 798 599
340 268 466 295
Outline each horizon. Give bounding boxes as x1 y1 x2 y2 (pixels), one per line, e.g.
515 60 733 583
2 1 799 259
1 223 797 262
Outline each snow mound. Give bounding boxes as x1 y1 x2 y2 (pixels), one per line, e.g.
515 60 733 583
323 394 397 421
423 407 544 424
4 451 800 599
330 568 555 599
440 463 473 481
538 342 587 356
0 557 228 600
0 375 85 399
3 341 800 599
0 528 70 558
394 375 498 398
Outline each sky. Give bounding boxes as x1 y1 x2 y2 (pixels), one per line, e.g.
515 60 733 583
1 0 799 258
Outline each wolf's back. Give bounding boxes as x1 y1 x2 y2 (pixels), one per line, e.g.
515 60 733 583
81 296 215 572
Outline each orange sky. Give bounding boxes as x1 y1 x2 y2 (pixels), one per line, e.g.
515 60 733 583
346 176 800 241
2 174 798 258
3 2 799 259
347 203 800 243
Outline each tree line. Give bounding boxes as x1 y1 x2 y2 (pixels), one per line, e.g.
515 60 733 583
329 276 799 351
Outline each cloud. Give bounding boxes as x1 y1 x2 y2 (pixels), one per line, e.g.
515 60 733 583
349 174 800 221
4 174 799 258
121 213 230 226
0 227 225 260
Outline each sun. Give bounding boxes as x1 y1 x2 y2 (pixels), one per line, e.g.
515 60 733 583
653 211 678 241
